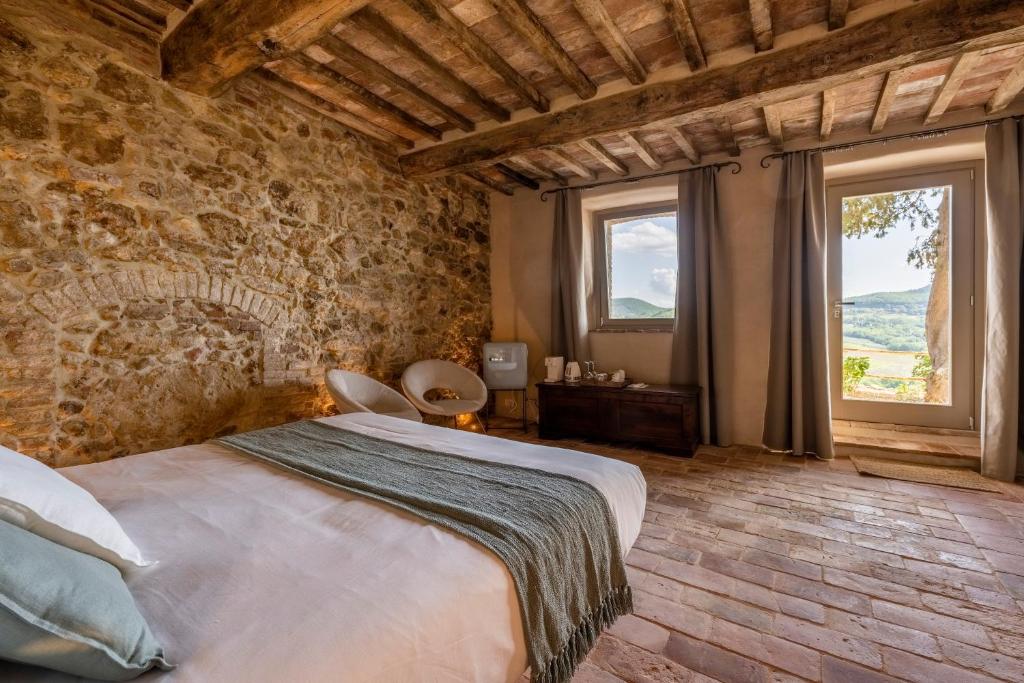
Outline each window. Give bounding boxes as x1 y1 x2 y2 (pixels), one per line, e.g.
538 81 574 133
593 203 678 330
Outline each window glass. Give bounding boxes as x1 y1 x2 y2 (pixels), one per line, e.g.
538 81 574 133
604 210 678 320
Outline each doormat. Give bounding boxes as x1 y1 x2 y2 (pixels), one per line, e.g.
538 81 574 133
850 455 1002 493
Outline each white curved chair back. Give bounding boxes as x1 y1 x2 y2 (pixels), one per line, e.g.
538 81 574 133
325 370 423 422
401 360 488 417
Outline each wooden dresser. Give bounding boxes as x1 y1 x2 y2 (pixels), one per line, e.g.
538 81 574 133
536 382 700 456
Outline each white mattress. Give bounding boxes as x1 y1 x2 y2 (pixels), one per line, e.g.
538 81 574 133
3 414 646 682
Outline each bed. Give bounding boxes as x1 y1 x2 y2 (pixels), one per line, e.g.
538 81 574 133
1 413 646 682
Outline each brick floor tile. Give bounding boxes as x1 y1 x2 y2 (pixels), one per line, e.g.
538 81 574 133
772 614 883 668
999 572 1024 600
625 547 663 572
824 608 942 659
634 537 703 565
992 630 1024 658
821 515 894 539
973 533 1024 557
957 514 1024 539
633 590 712 639
682 586 775 632
709 618 821 681
572 662 626 683
964 584 1022 612
663 631 765 683
982 548 1024 576
586 635 697 683
718 528 790 555
821 655 901 683
822 567 924 606
871 600 993 648
821 538 906 569
774 573 872 615
938 637 1024 682
881 647 997 683
742 548 824 581
776 592 828 624
698 552 777 587
902 558 1003 591
606 614 670 654
918 592 1024 633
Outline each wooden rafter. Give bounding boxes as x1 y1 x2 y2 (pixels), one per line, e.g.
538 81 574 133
763 104 784 150
663 126 700 164
494 163 541 190
748 0 773 52
349 8 510 122
621 131 663 170
828 0 849 31
156 0 192 12
92 0 165 35
255 69 412 149
987 56 1024 114
317 34 475 132
925 51 982 124
715 118 741 157
289 52 442 140
871 69 906 133
544 149 596 179
820 89 837 141
400 0 1024 177
161 0 372 95
82 0 163 42
489 0 596 100
661 0 705 72
571 0 647 85
401 0 549 113
509 156 563 182
465 171 514 195
577 138 628 175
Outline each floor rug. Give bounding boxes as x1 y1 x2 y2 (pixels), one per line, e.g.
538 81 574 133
850 455 1002 493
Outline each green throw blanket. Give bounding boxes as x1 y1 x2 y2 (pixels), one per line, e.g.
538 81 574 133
217 420 632 683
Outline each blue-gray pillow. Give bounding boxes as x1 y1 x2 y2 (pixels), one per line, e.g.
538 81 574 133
0 520 172 680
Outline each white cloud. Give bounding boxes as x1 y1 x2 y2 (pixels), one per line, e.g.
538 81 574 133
611 220 677 256
650 268 677 298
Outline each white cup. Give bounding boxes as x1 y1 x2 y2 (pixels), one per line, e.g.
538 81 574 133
564 361 581 382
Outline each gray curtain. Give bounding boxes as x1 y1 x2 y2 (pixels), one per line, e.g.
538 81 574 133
671 167 732 446
762 151 834 459
981 120 1024 482
551 188 591 363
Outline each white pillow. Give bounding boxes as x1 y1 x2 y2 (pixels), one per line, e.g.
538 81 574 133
0 445 150 571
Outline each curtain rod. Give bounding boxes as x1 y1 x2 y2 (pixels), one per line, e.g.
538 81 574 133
538 160 741 201
759 115 1023 168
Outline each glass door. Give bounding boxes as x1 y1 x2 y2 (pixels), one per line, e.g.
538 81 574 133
826 169 974 429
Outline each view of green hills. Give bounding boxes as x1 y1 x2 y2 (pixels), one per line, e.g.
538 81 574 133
842 285 929 352
611 297 674 319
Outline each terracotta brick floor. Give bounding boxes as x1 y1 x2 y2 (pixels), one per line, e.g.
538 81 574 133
499 428 1024 683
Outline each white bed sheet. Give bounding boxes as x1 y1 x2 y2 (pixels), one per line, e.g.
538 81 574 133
2 414 646 683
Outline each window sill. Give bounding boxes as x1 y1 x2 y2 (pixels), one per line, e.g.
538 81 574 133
590 327 674 334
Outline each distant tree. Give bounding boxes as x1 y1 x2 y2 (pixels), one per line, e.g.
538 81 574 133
841 189 943 270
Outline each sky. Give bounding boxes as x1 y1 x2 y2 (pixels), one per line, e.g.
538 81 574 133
841 189 945 298
608 214 678 309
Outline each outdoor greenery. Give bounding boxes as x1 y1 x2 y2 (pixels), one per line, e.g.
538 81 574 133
842 188 943 269
842 286 929 352
842 356 870 394
610 297 674 319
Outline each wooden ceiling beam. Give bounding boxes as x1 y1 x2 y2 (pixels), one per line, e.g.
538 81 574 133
400 0 1024 177
871 69 905 133
925 51 982 124
987 55 1024 114
763 104 784 150
152 0 191 12
749 0 773 52
289 52 442 140
571 0 647 85
401 0 549 113
93 0 166 35
544 149 596 179
86 0 163 41
577 138 628 175
349 8 510 122
161 0 372 96
663 126 700 164
820 88 836 141
828 0 849 31
715 118 741 157
317 34 475 132
254 69 413 149
494 163 541 190
465 171 514 195
489 0 596 100
621 131 663 170
661 0 705 72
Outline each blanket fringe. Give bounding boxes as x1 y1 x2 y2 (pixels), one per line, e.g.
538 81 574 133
531 584 634 683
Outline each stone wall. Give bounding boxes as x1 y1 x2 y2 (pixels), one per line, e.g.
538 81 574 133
0 8 492 466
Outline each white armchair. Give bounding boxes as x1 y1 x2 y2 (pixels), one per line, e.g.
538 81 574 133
400 360 488 426
325 370 423 422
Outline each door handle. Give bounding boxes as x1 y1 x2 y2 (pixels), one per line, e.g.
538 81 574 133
832 300 855 318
